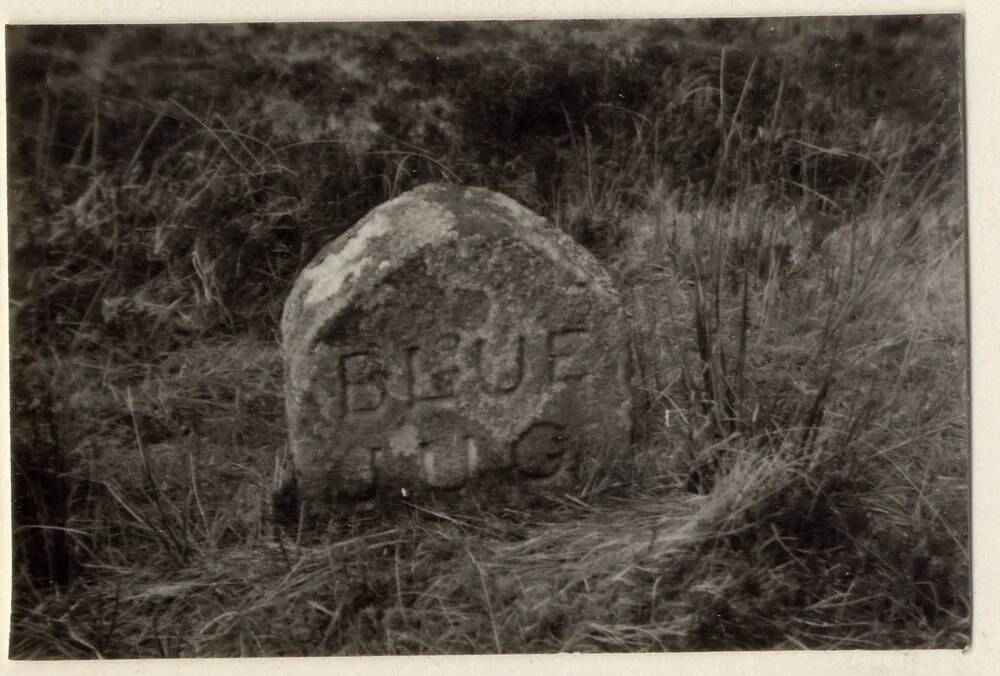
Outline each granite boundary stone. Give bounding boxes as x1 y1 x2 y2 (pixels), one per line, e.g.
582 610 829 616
281 183 633 510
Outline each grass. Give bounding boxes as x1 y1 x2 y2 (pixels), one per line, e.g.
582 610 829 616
7 17 968 656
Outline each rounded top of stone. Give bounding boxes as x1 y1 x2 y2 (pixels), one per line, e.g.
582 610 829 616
281 183 619 355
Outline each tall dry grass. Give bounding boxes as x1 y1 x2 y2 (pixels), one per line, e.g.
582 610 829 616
8 18 967 656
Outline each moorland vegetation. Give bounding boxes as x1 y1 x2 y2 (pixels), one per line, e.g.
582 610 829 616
7 16 968 655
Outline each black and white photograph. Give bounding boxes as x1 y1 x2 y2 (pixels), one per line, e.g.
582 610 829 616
6 13 971 659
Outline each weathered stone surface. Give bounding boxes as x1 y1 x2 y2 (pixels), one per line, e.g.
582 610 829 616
282 183 632 508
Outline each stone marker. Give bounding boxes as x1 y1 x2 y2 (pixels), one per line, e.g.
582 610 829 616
282 183 632 510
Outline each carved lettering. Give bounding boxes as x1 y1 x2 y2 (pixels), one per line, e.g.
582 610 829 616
338 329 592 420
406 333 461 403
466 436 480 475
353 420 567 490
343 445 381 496
474 334 525 394
340 352 386 415
420 432 477 488
513 422 569 478
547 329 591 382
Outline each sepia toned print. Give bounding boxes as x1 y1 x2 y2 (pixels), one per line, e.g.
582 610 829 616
7 17 967 656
